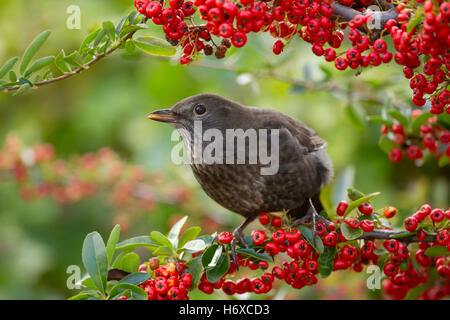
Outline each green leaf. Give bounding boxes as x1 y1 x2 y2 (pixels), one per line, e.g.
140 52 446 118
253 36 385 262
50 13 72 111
202 245 221 268
318 246 336 278
128 11 140 25
347 188 365 201
150 231 173 249
93 29 106 48
188 256 204 289
438 155 449 168
68 292 103 300
373 249 389 256
9 70 17 82
109 283 147 300
55 50 71 73
345 104 366 132
411 112 433 134
103 21 116 42
153 246 175 256
297 225 324 254
119 272 149 285
168 216 188 248
24 56 54 77
79 29 102 53
133 37 176 56
389 231 416 239
378 135 399 155
119 24 148 38
64 51 85 68
82 232 108 294
120 252 140 272
407 8 423 34
178 226 202 249
116 236 158 251
81 277 98 291
0 57 19 79
367 115 393 126
12 83 31 96
344 192 381 216
424 245 450 257
235 248 272 262
20 30 51 75
111 251 126 269
115 16 128 37
341 223 363 240
106 224 121 268
387 110 409 128
399 259 409 271
182 239 206 252
206 254 230 283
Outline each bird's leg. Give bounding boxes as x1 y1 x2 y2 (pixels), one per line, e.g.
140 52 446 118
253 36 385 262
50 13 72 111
290 199 325 247
230 217 254 269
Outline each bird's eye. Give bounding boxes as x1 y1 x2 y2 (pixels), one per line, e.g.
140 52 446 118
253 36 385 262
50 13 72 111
194 104 206 115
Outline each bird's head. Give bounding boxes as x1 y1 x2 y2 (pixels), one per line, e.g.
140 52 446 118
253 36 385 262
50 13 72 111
147 94 241 131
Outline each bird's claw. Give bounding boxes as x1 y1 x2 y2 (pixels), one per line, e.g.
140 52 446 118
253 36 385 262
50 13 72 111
230 227 249 270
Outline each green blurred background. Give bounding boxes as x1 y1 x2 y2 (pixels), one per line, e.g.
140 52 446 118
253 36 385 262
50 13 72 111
0 0 448 299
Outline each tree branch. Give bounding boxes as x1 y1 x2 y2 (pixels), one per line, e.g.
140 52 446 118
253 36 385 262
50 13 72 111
359 229 436 243
2 23 144 93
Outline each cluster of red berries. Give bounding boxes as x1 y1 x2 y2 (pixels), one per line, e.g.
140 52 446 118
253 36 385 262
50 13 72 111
0 134 190 232
378 110 450 163
202 201 448 299
118 260 192 300
391 1 449 112
133 0 449 110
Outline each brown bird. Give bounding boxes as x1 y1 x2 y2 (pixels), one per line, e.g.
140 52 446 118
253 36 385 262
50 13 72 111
148 94 333 259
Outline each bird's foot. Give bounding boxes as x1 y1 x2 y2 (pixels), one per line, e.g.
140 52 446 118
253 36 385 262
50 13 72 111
229 218 253 270
290 199 329 248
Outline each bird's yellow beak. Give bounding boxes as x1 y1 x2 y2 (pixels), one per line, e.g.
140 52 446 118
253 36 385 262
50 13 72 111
147 109 180 123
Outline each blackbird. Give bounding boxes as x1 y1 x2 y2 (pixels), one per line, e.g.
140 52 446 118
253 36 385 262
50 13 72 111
148 94 333 259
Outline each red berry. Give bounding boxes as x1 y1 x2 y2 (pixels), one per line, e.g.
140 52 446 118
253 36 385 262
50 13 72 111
285 229 301 244
358 202 373 215
272 229 286 243
265 242 279 256
271 216 283 227
336 200 349 216
259 211 270 225
404 216 419 232
360 219 375 232
252 230 267 245
218 231 233 244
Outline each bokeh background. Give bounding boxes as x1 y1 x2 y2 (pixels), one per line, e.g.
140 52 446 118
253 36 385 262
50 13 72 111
0 0 448 299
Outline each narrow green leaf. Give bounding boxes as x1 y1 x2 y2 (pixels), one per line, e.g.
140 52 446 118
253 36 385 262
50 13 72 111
133 37 176 56
9 70 17 82
168 216 188 249
79 29 102 53
24 56 54 77
182 239 206 252
0 57 19 79
69 292 103 300
120 252 140 272
411 112 433 134
366 115 393 126
344 192 381 217
387 110 409 128
93 29 106 48
202 245 220 268
55 50 71 73
153 245 175 256
345 104 366 132
188 256 204 289
150 231 173 249
103 21 116 42
425 245 450 257
109 283 147 300
235 248 272 262
119 272 149 285
115 236 158 251
12 83 31 96
64 51 85 68
318 246 336 278
341 223 363 240
206 254 230 283
81 277 98 291
106 224 121 268
82 232 108 294
20 30 51 75
297 225 324 253
407 8 423 34
119 24 148 38
116 16 128 37
178 227 202 249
